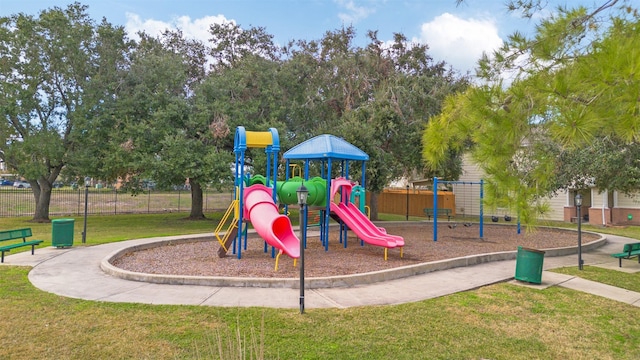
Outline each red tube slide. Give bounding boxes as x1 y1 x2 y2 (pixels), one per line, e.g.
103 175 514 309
243 184 300 258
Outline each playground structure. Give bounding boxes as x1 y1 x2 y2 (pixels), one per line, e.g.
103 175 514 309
283 133 403 260
215 126 301 269
215 126 404 267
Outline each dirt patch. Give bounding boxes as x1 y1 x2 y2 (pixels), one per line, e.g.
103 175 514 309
112 222 598 278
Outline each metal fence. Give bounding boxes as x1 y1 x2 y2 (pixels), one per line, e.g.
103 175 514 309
0 187 233 218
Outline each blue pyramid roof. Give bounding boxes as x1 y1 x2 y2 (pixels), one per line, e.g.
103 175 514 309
283 134 369 161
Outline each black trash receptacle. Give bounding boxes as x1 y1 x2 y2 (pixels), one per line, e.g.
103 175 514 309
514 246 545 284
52 218 75 248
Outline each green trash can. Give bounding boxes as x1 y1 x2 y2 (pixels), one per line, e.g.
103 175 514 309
514 246 545 284
52 218 75 248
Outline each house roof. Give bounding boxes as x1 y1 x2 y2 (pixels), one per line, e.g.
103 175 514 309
283 134 369 161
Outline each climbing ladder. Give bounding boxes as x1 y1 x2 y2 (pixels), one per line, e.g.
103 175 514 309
214 199 240 258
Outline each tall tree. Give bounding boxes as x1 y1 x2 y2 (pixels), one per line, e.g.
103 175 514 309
557 138 640 195
0 3 131 221
208 22 279 71
95 31 232 220
424 1 639 224
199 22 289 177
284 28 468 219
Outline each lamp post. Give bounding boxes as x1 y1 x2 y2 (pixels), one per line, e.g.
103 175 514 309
406 184 410 221
297 183 309 314
82 177 90 244
575 193 583 270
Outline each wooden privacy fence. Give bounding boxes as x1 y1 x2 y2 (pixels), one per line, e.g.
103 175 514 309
367 189 456 217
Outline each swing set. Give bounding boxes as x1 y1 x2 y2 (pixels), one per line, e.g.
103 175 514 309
432 177 484 242
487 184 521 234
453 181 479 228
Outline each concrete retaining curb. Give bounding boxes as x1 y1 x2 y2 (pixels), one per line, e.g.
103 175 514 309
101 229 607 289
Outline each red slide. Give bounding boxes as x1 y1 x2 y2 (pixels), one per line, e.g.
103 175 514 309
243 184 300 258
330 178 404 248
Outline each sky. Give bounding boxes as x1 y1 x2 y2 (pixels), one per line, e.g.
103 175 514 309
1 0 579 76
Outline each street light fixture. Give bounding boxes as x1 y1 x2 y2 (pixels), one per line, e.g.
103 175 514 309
575 193 583 270
296 183 309 314
82 177 90 244
406 184 410 221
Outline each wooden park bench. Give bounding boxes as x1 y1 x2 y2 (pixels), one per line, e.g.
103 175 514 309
611 242 640 267
0 228 44 263
423 208 453 221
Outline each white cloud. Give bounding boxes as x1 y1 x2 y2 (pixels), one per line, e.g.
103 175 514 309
335 0 375 24
416 13 503 75
124 13 231 43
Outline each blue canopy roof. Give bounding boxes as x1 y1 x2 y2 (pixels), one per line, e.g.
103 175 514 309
283 134 369 161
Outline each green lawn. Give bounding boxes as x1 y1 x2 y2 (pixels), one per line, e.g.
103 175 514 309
551 265 640 292
0 213 227 247
1 214 639 359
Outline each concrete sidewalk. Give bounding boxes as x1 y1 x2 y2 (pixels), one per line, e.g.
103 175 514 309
2 232 640 309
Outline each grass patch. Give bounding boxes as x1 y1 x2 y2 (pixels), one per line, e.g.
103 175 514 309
539 220 640 240
1 266 639 359
1 214 640 358
550 266 640 292
0 213 226 249
376 213 426 222
0 211 308 247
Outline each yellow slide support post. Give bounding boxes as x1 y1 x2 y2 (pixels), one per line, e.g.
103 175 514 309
274 250 283 271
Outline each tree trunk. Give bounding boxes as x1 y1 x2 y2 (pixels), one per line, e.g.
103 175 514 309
32 181 52 223
30 169 63 222
369 191 379 221
188 179 206 219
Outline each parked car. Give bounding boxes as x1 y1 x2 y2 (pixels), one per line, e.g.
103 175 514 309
13 180 31 188
52 181 64 188
0 179 13 186
141 180 156 190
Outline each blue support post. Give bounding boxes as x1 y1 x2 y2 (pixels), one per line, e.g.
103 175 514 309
345 160 350 180
433 177 438 242
479 179 484 239
303 161 310 249
237 150 245 259
324 159 333 251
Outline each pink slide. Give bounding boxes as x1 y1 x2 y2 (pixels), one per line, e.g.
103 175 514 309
243 184 300 259
330 178 404 249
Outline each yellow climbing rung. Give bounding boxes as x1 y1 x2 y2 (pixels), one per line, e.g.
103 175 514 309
215 200 238 248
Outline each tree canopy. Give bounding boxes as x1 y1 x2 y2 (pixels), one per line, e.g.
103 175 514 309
2 3 468 221
423 0 639 224
280 28 468 218
0 3 131 221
